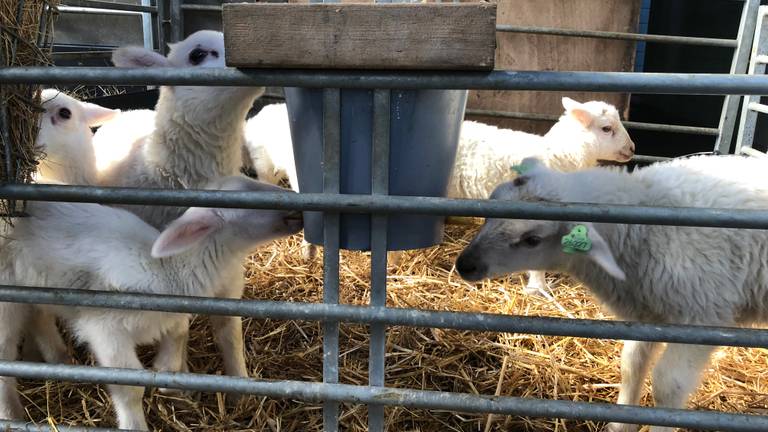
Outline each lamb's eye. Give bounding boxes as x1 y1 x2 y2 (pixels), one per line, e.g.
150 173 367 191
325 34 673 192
601 126 612 133
189 48 208 65
58 108 71 120
521 234 542 248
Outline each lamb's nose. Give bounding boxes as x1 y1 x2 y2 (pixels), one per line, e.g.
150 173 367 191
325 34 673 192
456 255 477 276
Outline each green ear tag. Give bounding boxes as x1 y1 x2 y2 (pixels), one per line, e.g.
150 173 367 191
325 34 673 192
561 225 592 254
510 163 529 175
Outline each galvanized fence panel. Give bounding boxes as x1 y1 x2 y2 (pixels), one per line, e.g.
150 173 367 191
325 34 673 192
4 8 768 432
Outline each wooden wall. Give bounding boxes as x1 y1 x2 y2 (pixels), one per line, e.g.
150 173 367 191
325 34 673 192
474 0 642 134
285 0 642 134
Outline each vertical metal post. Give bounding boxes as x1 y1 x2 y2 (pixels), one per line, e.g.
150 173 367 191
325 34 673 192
735 7 768 154
156 0 169 55
368 89 390 431
322 88 341 432
169 0 183 43
141 0 155 51
715 0 760 154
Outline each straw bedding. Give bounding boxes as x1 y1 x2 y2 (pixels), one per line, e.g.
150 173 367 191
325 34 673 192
14 224 768 431
0 0 58 221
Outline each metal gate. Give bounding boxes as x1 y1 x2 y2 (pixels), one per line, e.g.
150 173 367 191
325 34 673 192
3 1 768 431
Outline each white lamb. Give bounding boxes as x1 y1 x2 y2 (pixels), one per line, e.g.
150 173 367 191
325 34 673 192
36 89 119 184
242 103 299 190
5 90 119 368
448 97 635 199
455 155 768 432
97 30 266 384
0 176 302 430
242 99 635 288
92 108 155 173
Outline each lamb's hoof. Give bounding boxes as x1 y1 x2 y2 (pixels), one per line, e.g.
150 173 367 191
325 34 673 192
301 243 318 262
523 283 550 298
604 422 639 432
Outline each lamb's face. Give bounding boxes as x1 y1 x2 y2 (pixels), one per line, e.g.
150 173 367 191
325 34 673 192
111 30 263 118
151 176 303 259
167 30 226 69
456 178 566 281
587 103 635 163
456 166 626 283
215 176 304 244
457 216 565 282
562 98 635 163
36 89 118 181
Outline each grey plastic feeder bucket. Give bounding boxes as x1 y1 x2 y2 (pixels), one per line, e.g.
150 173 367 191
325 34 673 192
285 88 467 251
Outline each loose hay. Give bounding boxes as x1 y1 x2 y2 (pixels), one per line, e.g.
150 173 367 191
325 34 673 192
0 0 58 221
17 225 768 431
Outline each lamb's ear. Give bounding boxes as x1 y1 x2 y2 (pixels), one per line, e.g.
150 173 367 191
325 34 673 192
562 223 625 280
80 102 119 127
151 208 223 258
112 46 170 68
562 97 593 127
561 97 581 111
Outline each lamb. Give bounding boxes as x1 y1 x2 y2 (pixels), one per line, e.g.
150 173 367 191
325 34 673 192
100 29 264 225
36 89 119 184
6 89 118 367
455 155 768 432
242 99 635 290
92 108 155 173
97 30 266 383
0 176 302 430
242 103 299 189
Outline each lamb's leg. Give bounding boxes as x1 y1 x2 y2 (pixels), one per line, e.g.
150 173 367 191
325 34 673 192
524 271 551 297
29 311 71 364
647 344 714 432
152 316 190 396
211 280 247 379
301 239 318 262
80 327 148 430
605 341 661 432
0 303 26 420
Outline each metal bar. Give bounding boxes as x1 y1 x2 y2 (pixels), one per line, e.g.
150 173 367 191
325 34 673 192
7 68 768 94
632 154 671 164
156 0 168 56
1 361 767 432
368 89 390 431
716 0 760 154
179 4 221 12
169 0 183 43
0 29 14 187
322 88 341 432
60 0 157 13
736 7 768 153
748 101 768 113
51 51 113 60
496 24 738 48
2 286 768 349
141 0 154 52
742 146 768 158
7 184 768 229
0 421 133 432
58 6 145 16
465 109 720 136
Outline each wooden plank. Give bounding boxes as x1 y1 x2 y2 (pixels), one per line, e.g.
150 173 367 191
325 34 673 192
223 3 496 70
467 0 642 135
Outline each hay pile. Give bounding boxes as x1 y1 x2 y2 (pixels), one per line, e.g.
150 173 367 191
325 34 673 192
0 0 58 219
16 225 768 431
